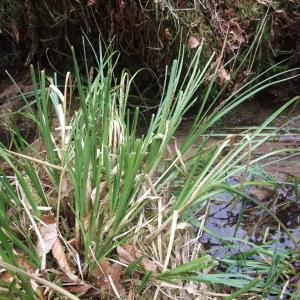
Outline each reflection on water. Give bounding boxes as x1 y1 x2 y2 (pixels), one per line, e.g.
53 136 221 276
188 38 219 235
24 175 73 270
199 180 300 257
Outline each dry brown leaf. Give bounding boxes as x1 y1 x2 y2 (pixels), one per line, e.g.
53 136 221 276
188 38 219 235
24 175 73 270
117 244 136 264
52 239 78 282
141 257 157 272
1 252 38 294
110 263 124 286
0 85 18 100
1 255 35 283
36 215 77 281
10 21 20 43
16 257 35 274
187 35 200 49
117 244 157 272
36 215 57 258
91 259 110 284
0 78 32 101
65 283 91 295
93 259 125 297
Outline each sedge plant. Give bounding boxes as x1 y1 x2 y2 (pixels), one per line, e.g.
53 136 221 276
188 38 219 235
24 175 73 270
0 37 299 299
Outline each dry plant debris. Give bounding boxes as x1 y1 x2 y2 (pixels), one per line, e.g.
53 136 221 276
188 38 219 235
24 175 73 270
36 215 77 282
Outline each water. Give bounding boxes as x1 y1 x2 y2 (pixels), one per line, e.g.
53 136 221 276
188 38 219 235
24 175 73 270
198 180 300 259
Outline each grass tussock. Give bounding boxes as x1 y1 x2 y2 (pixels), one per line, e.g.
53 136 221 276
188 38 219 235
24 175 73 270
0 37 299 299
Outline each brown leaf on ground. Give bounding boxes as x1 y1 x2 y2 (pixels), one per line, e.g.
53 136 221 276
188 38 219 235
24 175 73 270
0 85 19 101
52 239 78 282
1 255 35 283
117 244 136 264
36 215 57 258
65 283 91 295
0 252 39 294
0 79 33 101
93 258 126 297
187 35 200 49
141 257 157 272
36 215 77 281
93 258 111 279
117 244 157 272
16 257 35 274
